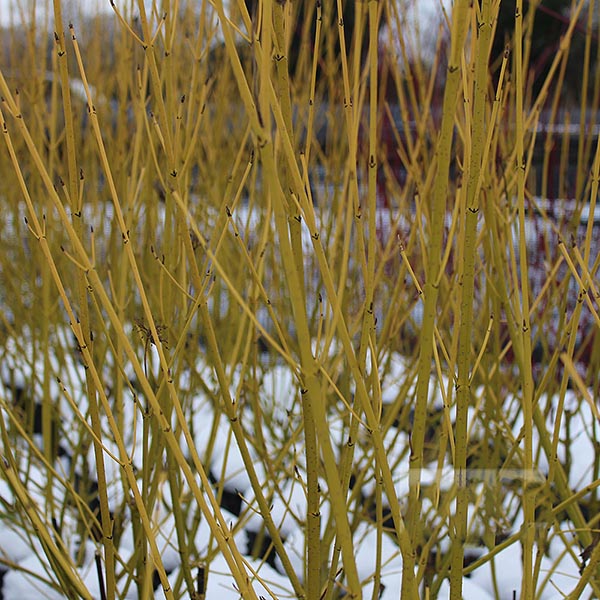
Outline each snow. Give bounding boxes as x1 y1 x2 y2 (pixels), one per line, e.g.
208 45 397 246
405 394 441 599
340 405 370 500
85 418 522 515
382 0 454 66
165 553 293 600
0 321 597 598
209 420 264 495
2 553 67 600
244 476 310 538
468 539 584 600
0 522 40 565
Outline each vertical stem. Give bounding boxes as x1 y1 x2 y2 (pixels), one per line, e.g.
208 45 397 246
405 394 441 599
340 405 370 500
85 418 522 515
269 2 319 594
408 0 470 583
514 1 536 597
450 1 495 597
52 4 117 597
356 0 378 382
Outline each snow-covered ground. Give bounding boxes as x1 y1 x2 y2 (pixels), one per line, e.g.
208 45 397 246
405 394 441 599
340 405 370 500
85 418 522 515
0 326 595 599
